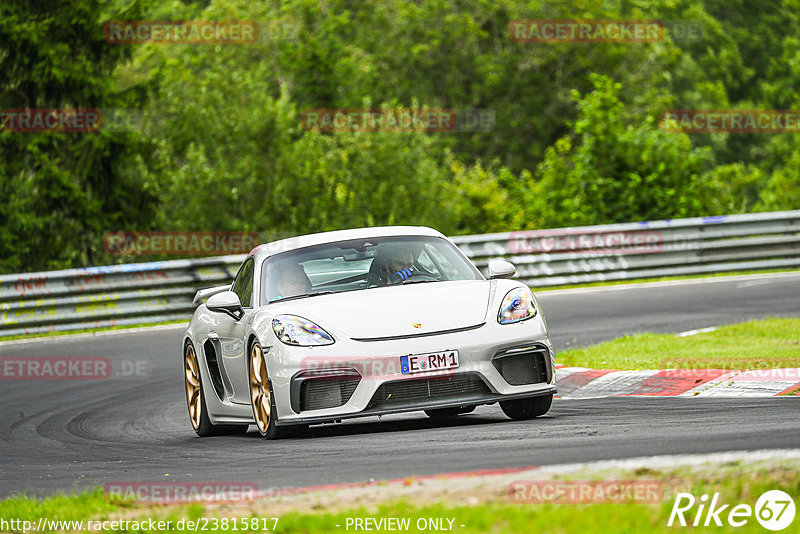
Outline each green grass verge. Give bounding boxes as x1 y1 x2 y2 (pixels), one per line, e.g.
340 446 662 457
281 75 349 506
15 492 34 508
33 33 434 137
0 319 188 342
557 317 800 370
1 465 797 532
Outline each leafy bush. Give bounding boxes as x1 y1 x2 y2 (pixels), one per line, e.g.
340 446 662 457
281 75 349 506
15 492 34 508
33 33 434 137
531 75 711 228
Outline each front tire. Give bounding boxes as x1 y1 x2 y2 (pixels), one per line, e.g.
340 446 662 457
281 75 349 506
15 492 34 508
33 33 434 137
184 342 247 437
249 341 300 439
500 394 552 420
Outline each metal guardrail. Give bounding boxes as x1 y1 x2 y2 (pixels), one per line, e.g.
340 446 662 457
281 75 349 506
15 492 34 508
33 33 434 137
1 210 799 337
455 210 800 287
0 257 245 337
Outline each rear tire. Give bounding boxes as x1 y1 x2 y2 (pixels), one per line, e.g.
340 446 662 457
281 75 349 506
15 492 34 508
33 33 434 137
184 341 248 437
424 405 476 418
500 394 552 420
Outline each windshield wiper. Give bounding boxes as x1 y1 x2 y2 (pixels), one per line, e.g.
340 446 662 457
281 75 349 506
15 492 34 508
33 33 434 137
269 291 335 303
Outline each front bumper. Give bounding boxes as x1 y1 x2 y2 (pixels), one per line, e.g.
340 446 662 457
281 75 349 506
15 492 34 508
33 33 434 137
279 383 556 426
266 317 556 426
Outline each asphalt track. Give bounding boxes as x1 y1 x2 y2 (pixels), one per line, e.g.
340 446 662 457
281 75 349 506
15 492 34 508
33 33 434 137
1 273 799 498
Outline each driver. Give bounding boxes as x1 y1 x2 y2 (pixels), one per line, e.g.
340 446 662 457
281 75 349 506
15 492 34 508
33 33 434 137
379 249 416 285
271 263 311 300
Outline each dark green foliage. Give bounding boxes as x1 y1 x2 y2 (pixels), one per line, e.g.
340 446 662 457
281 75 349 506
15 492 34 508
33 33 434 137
531 75 712 227
0 0 156 272
2 0 800 272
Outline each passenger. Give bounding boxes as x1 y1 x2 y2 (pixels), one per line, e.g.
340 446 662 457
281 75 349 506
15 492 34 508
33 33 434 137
272 263 311 300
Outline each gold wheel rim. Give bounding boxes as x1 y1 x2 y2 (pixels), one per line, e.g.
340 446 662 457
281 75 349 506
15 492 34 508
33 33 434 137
184 345 201 430
249 343 271 433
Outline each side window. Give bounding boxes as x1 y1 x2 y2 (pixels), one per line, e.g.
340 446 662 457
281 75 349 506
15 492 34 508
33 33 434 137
232 258 255 307
416 249 441 278
423 243 460 279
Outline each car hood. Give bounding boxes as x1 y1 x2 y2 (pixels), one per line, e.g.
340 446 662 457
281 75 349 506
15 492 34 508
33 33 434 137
267 280 491 340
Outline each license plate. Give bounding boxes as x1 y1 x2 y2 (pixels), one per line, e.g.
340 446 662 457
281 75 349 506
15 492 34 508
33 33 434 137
400 350 459 374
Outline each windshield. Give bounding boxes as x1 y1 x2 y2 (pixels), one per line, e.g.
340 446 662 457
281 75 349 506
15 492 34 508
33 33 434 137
261 236 482 304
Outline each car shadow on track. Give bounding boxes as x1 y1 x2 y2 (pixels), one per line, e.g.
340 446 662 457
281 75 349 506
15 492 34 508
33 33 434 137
241 411 559 440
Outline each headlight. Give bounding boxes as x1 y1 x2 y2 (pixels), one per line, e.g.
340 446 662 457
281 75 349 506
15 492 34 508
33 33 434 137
498 287 537 324
272 315 334 346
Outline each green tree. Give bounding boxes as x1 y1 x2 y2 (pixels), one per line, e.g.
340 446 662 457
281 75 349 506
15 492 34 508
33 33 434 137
0 0 156 273
531 74 712 228
756 151 800 211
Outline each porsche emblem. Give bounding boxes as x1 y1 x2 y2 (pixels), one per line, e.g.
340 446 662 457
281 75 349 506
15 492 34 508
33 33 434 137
412 323 422 329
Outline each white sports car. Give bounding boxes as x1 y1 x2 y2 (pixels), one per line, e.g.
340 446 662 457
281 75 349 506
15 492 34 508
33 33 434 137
182 226 556 438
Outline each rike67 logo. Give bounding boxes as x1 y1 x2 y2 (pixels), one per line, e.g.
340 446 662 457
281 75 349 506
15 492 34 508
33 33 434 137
668 490 795 530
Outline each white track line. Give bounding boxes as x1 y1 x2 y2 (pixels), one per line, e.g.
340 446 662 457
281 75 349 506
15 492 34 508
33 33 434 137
539 270 800 296
534 449 800 474
0 323 187 347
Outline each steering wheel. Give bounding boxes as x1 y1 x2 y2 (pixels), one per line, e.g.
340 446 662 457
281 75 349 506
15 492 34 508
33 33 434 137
391 268 438 285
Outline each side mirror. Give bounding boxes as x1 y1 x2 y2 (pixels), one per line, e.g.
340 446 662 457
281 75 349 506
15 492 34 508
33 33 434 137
488 259 516 279
206 291 245 321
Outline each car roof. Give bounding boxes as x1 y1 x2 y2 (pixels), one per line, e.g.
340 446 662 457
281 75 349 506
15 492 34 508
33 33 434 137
250 225 447 260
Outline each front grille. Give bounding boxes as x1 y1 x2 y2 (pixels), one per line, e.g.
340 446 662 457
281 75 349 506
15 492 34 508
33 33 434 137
493 346 550 385
299 376 360 412
366 373 490 409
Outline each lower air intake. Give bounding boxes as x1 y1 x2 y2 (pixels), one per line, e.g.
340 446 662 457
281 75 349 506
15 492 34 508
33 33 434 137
493 345 550 386
366 373 490 409
299 376 360 412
